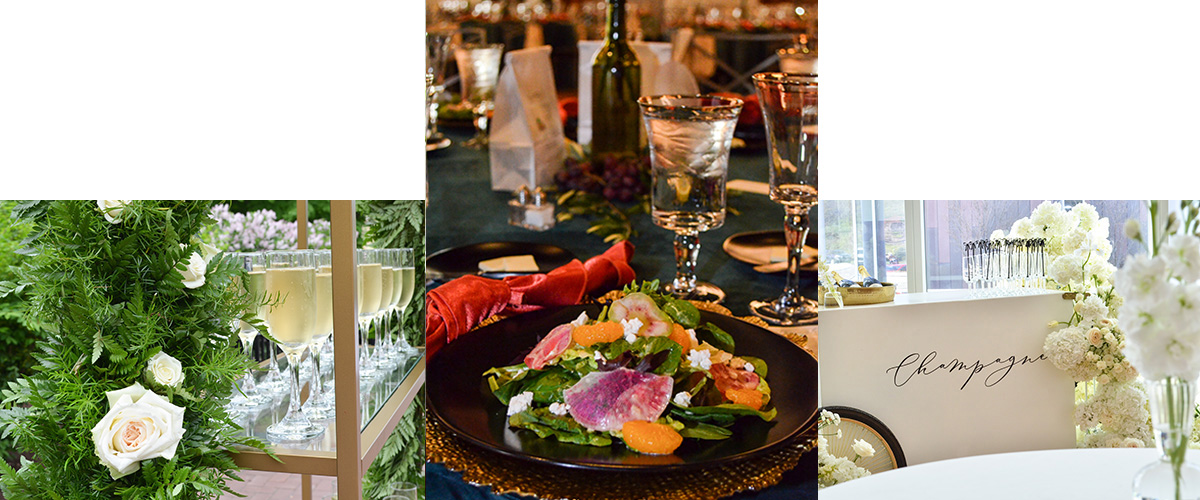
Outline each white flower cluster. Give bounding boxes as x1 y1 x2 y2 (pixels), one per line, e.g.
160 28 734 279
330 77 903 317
1003 201 1146 447
1115 234 1200 381
815 410 871 488
1006 201 1116 293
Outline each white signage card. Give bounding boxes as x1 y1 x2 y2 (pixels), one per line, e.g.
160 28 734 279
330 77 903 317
489 45 566 192
819 290 1076 465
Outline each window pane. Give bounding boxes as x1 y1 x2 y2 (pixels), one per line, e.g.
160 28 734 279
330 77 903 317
923 200 1148 290
818 200 908 293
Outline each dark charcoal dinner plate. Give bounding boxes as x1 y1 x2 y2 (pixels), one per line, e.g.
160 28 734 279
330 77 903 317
428 304 818 471
426 242 576 281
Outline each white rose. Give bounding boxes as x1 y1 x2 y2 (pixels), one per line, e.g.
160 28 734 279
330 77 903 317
851 438 876 458
91 384 186 479
146 352 185 388
97 200 131 224
178 252 207 289
198 240 222 264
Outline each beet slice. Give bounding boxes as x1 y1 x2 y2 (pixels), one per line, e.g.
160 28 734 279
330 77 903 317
564 367 672 432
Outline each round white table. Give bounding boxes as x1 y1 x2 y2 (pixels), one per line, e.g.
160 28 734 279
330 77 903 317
821 448 1192 500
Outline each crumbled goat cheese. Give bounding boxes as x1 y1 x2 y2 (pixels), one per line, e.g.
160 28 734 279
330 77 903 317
687 349 712 370
673 392 692 408
549 402 570 416
744 362 755 373
621 317 643 343
571 311 589 327
594 350 605 363
507 391 534 416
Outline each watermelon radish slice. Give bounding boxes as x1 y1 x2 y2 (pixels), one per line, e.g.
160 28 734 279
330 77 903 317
524 323 575 370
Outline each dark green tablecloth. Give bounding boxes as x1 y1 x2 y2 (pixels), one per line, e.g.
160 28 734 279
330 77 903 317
426 129 816 316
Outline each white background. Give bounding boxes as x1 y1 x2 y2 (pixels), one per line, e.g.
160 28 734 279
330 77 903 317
3 1 1200 200
0 1 424 200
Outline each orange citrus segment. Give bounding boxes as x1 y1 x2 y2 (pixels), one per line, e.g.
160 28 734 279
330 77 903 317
668 323 693 350
621 420 683 455
572 322 624 347
724 388 764 410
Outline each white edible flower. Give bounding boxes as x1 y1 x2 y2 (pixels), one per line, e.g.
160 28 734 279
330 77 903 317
687 349 712 370
621 317 643 343
177 252 207 289
506 391 534 416
673 391 691 408
91 383 186 479
571 311 590 327
744 362 755 373
97 200 131 224
548 402 570 416
145 352 184 388
851 439 876 459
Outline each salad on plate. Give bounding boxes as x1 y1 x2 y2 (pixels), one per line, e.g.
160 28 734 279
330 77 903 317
483 282 776 455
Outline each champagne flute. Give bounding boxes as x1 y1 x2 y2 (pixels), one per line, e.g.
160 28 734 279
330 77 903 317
264 250 324 441
748 73 819 325
638 94 743 302
377 249 404 368
356 249 384 379
375 249 396 364
227 252 272 412
394 248 417 357
303 250 336 421
454 42 505 149
249 257 288 396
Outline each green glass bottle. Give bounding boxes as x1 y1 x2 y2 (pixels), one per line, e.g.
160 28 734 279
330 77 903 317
591 0 641 158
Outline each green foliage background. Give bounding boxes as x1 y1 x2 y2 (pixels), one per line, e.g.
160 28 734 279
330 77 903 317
227 201 332 222
360 200 426 500
0 202 41 471
0 201 265 500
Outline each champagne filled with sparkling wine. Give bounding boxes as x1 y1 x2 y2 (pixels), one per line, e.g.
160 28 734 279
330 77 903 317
398 266 416 305
591 0 641 157
265 267 316 348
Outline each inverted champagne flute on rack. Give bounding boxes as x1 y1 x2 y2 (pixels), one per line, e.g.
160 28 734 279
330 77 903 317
356 249 385 379
454 42 505 149
264 250 324 442
303 250 336 421
227 252 273 413
747 72 819 324
639 94 743 302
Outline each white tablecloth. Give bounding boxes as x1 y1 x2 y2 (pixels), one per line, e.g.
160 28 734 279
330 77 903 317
821 448 1193 500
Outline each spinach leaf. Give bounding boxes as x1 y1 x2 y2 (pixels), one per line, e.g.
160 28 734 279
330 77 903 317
661 299 700 329
678 421 734 440
696 322 735 353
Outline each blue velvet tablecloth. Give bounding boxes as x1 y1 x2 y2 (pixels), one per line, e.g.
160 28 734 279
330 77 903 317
425 128 817 500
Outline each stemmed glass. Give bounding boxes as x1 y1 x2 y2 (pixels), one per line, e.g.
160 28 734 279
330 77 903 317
748 73 819 325
264 250 324 441
426 28 455 144
356 249 384 379
303 250 336 421
638 94 743 302
227 252 272 412
454 42 505 148
392 248 417 359
374 250 396 365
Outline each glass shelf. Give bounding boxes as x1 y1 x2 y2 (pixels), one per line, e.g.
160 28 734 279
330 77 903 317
230 349 426 475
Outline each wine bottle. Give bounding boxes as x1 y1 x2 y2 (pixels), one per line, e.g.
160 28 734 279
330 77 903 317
591 0 641 157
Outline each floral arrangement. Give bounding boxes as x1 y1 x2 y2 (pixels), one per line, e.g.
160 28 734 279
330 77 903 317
816 409 874 488
996 201 1150 447
0 200 266 499
202 203 331 252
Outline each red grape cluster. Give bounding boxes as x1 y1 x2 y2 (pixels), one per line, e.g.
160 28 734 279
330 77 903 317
554 154 650 203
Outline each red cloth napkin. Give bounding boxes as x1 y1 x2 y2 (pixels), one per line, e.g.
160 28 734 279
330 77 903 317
426 241 635 358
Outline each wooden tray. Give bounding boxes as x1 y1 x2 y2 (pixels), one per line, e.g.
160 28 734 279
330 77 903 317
817 282 896 306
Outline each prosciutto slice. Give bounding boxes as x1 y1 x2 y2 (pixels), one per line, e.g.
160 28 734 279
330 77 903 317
710 363 760 393
564 367 672 432
524 323 574 370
